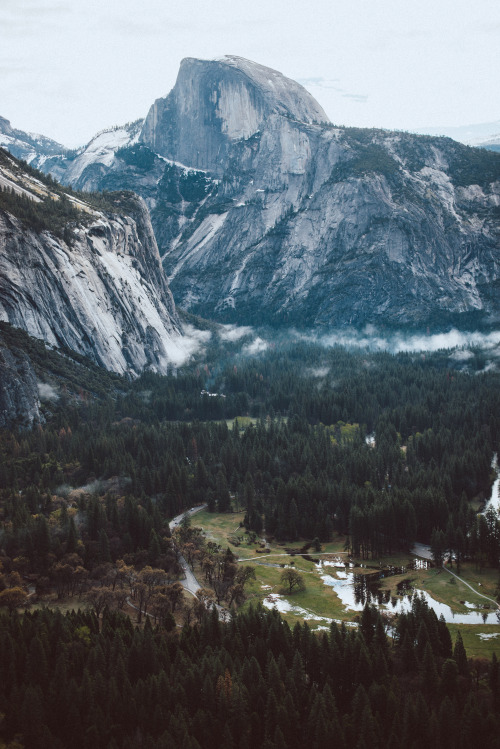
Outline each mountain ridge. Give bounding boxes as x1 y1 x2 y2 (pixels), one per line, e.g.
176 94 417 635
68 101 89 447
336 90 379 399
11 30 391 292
2 56 500 331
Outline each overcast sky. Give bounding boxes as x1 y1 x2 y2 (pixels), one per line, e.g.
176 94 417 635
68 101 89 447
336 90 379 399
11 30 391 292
1 0 499 148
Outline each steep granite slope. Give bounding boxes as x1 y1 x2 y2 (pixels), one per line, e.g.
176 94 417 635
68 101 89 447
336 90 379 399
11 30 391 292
0 340 41 428
0 150 190 376
140 55 329 174
7 56 500 329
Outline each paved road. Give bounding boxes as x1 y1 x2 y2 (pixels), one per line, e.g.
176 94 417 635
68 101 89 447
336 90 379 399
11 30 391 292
169 505 207 598
169 504 207 533
177 554 202 597
443 565 500 610
169 505 230 620
412 541 500 610
236 551 349 563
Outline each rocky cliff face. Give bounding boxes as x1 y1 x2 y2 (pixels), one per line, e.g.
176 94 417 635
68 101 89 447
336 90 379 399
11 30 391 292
9 56 500 330
0 339 41 428
140 56 328 175
0 151 189 376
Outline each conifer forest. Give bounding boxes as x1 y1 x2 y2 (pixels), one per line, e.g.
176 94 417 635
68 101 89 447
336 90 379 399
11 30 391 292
1 332 500 748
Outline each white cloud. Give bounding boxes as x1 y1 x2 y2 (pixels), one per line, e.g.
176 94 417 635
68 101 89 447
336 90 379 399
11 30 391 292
37 382 59 401
218 324 253 342
317 328 500 355
242 337 269 355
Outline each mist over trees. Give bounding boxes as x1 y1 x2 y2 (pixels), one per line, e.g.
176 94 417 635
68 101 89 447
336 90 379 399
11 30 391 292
1 342 498 567
1 338 500 747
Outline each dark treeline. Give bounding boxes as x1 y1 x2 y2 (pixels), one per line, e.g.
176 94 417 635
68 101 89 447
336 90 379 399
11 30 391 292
0 146 144 239
0 185 82 238
1 599 499 749
1 344 499 571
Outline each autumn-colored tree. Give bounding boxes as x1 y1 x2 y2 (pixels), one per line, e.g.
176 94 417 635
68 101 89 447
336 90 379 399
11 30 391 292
0 587 27 611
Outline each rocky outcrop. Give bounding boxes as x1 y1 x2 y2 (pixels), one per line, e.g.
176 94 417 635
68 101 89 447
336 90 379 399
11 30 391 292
0 152 188 375
6 56 500 330
0 340 41 428
139 61 500 329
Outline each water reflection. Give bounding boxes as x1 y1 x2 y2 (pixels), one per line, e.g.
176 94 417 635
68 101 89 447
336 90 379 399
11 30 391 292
317 563 500 625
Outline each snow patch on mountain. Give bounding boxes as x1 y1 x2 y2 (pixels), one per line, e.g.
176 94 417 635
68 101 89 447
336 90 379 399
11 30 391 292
65 126 141 183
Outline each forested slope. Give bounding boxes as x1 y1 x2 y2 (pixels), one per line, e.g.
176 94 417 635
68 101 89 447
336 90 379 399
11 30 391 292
1 336 500 748
1 600 499 749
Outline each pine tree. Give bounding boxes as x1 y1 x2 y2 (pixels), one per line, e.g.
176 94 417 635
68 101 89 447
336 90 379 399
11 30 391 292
66 515 78 553
98 528 111 563
453 631 469 678
440 658 458 699
421 642 439 700
489 652 499 699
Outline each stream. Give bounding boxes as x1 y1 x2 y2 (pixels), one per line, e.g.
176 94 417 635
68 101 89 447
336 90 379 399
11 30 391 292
263 459 500 627
263 558 500 626
483 453 500 514
312 455 500 626
317 560 499 625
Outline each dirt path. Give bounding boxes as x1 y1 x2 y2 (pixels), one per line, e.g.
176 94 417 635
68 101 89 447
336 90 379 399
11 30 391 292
236 551 349 563
442 565 500 611
412 541 500 610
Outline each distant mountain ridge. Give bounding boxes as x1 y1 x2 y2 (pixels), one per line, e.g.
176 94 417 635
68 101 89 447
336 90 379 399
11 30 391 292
3 56 500 330
0 115 67 163
415 120 500 151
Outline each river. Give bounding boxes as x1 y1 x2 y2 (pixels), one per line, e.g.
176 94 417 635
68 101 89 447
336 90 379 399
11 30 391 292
316 560 499 625
263 557 500 626
483 453 500 514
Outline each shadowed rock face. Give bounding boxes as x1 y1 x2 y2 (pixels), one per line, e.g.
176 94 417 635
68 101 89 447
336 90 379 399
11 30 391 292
0 204 182 375
9 55 500 330
0 342 40 428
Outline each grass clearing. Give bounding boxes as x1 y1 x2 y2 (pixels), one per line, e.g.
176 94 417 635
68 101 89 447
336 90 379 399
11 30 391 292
224 416 289 432
242 561 356 628
446 563 499 600
193 509 248 548
192 513 500 655
224 416 259 431
375 565 493 613
25 596 85 616
447 623 500 659
424 568 497 611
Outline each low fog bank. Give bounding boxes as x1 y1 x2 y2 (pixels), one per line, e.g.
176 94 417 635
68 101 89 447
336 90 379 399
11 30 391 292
208 323 500 368
316 327 500 355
